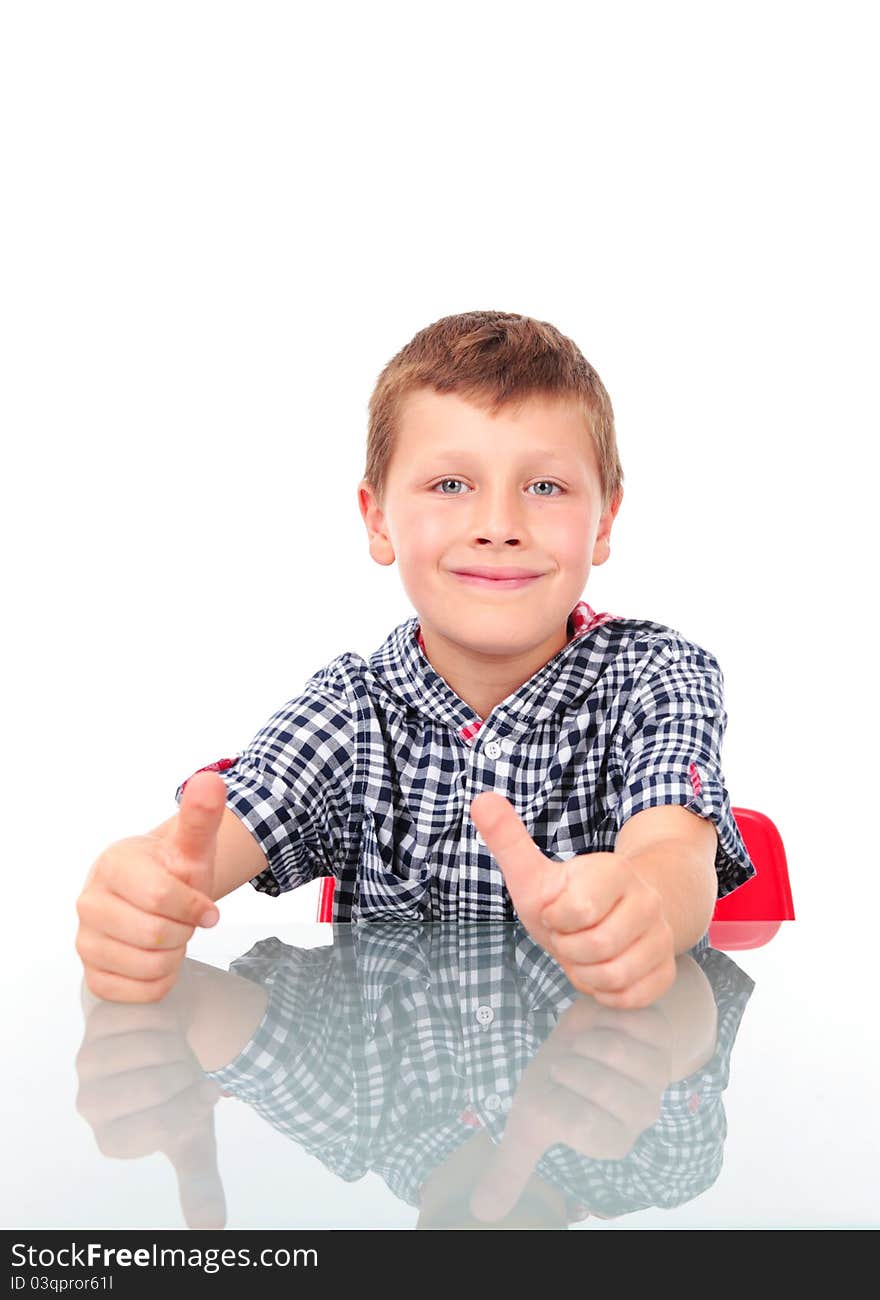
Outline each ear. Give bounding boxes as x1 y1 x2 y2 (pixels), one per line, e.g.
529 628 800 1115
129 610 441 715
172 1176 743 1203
357 479 396 567
592 488 623 567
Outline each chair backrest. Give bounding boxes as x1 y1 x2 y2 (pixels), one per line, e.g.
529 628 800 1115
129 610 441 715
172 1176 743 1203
317 805 794 947
317 874 335 922
707 805 794 949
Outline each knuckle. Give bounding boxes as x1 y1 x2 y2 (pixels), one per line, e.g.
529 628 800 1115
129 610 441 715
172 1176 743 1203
589 930 618 964
148 872 185 919
637 1097 663 1129
616 984 650 1010
597 977 639 1003
601 954 632 991
569 882 595 925
589 1076 616 1111
568 966 596 996
150 972 179 1000
95 845 123 884
95 1132 124 1158
646 900 662 928
142 877 171 915
601 1038 632 1073
144 916 173 949
573 1115 596 1150
86 851 109 884
74 930 94 964
76 891 99 926
190 894 211 924
141 948 180 980
84 969 114 1000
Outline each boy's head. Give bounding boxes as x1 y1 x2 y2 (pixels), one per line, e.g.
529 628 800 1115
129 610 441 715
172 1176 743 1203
358 310 624 671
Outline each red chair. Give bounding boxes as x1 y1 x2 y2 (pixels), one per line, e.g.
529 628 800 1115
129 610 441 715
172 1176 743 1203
708 806 794 950
317 873 335 922
317 806 793 949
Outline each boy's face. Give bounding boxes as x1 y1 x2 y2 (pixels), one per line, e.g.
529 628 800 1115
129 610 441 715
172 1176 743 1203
358 386 621 669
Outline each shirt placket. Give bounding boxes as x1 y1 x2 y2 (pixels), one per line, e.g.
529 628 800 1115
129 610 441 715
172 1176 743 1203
457 717 517 922
408 606 614 922
456 927 515 1128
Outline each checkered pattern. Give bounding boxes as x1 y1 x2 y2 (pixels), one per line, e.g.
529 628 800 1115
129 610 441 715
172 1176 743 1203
205 924 754 1220
175 599 755 920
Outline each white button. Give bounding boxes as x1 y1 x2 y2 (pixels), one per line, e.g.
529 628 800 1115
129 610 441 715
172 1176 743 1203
475 1005 495 1026
484 1093 502 1111
485 740 502 759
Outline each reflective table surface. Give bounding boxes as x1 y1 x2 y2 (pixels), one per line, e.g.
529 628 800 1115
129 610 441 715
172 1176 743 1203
4 920 878 1230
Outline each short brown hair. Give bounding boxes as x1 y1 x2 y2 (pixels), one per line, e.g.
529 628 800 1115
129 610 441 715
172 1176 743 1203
365 310 623 512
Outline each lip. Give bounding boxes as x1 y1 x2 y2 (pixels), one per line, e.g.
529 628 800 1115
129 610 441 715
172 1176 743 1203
450 568 546 590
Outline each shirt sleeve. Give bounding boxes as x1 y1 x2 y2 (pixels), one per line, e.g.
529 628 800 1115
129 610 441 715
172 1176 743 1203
174 662 356 896
612 638 756 898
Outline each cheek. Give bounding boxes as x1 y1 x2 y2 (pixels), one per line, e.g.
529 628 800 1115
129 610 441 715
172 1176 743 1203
396 504 451 554
544 511 596 563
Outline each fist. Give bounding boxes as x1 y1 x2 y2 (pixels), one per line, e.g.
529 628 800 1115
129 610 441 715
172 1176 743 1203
469 996 675 1221
75 989 226 1229
75 771 226 1003
469 792 677 1008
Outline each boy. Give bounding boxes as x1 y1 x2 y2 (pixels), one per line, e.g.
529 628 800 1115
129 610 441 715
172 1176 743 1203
75 310 756 1008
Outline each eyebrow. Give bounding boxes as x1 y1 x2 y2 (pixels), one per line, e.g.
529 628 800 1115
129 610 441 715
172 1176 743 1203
417 448 571 464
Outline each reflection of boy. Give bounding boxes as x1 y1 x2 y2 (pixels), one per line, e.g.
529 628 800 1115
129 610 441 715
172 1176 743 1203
77 310 755 1008
193 925 753 1228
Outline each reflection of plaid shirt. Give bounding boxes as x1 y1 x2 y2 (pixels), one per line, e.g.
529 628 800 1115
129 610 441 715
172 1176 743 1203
175 600 755 922
207 924 754 1219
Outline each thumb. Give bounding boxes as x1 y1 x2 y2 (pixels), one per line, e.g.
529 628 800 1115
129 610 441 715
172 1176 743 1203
169 770 226 898
469 792 563 922
167 1103 227 1230
469 1110 549 1223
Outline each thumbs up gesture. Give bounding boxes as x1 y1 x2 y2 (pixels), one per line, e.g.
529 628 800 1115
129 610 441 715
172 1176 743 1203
76 771 227 1004
468 792 677 1009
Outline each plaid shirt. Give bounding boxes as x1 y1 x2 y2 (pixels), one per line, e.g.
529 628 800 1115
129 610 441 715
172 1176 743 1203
176 600 755 921
205 924 755 1220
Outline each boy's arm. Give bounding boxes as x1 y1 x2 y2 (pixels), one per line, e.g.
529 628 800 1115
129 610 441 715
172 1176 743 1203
148 806 269 902
614 804 719 953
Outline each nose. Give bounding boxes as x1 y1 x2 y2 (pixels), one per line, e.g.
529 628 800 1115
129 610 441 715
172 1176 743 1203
471 485 526 546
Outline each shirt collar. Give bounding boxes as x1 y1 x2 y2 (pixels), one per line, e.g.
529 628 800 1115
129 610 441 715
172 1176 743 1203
369 599 622 743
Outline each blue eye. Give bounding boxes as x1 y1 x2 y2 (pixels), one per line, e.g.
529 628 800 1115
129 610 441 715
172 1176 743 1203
430 479 564 496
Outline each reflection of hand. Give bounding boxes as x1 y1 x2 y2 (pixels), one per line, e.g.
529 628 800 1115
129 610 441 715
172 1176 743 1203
469 792 676 1007
75 987 226 1229
469 994 674 1222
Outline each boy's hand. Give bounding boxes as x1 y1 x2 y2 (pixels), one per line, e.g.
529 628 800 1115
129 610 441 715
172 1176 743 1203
469 792 676 1009
75 772 226 1004
469 996 674 1222
75 987 226 1228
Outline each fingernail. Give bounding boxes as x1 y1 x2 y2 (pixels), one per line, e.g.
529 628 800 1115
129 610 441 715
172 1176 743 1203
199 908 219 928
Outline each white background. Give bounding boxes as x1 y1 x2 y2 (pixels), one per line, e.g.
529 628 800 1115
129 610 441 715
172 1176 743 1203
2 0 879 1236
3 3 877 940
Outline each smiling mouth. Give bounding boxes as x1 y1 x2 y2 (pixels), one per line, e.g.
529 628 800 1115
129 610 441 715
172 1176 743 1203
450 572 545 590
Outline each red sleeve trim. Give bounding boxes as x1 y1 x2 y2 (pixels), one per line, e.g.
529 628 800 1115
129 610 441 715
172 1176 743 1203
179 756 239 794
